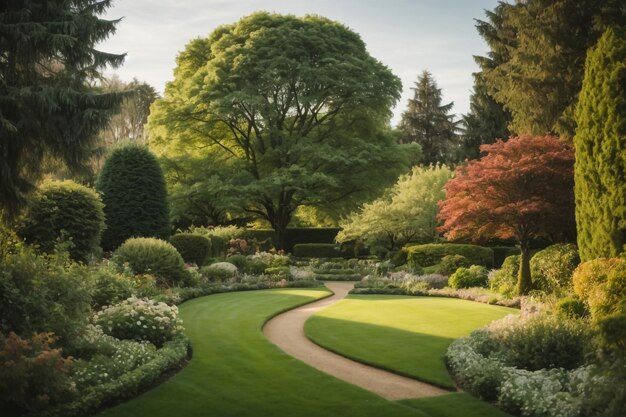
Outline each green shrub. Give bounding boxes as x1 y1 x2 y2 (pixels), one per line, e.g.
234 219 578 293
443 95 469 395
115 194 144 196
284 228 340 252
200 264 235 282
17 180 105 262
225 254 247 270
90 268 134 310
439 254 471 275
96 144 170 251
556 297 588 320
293 243 342 258
449 265 488 289
598 312 626 350
264 266 292 281
491 246 520 268
406 243 494 269
0 332 75 415
169 233 211 266
209 235 226 257
573 257 626 320
0 245 92 343
489 255 520 296
244 259 269 275
530 243 580 294
93 297 183 346
112 238 189 287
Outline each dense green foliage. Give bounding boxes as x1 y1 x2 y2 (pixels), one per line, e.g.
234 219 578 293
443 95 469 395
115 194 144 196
399 71 460 164
17 180 105 262
530 244 580 294
449 266 488 289
148 12 407 247
489 255 520 297
0 0 125 215
574 27 626 261
293 243 342 258
476 0 626 137
406 243 494 269
169 233 211 266
96 144 170 251
491 246 520 269
573 258 626 320
112 238 189 287
338 165 453 249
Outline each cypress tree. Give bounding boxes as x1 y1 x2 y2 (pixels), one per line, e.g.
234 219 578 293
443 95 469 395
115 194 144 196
574 26 626 261
96 144 170 251
0 0 126 217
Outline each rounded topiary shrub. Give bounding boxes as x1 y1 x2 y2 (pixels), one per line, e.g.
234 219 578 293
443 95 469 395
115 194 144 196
96 144 170 251
170 233 211 266
439 254 471 275
449 265 488 289
17 180 105 262
530 243 580 294
489 254 520 296
112 237 189 287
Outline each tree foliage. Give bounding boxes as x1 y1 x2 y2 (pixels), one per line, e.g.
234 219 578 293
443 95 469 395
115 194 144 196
148 12 406 247
337 165 453 249
476 0 625 137
575 26 626 261
399 71 460 164
0 0 125 216
437 135 575 294
96 144 170 251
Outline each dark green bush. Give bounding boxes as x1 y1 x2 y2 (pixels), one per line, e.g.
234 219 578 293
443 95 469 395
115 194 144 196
90 269 134 310
293 243 342 258
284 228 340 252
439 254 471 275
96 144 170 251
200 265 235 282
556 296 588 320
170 233 211 266
112 238 189 287
599 312 626 350
489 255 520 296
530 243 580 294
244 259 269 275
208 235 226 257
17 180 105 262
491 246 520 268
449 265 488 289
225 254 247 270
406 243 494 269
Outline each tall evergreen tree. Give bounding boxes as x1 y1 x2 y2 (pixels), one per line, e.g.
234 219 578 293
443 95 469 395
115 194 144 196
574 26 626 261
399 71 460 165
0 0 125 217
476 0 626 137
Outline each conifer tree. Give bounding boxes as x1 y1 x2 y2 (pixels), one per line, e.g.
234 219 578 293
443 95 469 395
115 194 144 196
399 71 460 165
574 27 626 261
0 0 125 216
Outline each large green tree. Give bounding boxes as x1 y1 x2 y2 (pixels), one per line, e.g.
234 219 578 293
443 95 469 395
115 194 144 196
399 71 460 165
476 0 625 137
574 27 626 261
148 12 406 248
0 0 125 216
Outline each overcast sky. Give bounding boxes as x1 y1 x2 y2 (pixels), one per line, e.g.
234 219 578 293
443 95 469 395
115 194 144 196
99 0 501 126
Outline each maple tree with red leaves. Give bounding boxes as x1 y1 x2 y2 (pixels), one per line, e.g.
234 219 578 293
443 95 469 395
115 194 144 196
437 135 575 294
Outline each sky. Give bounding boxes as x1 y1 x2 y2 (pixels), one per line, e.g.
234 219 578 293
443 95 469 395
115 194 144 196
99 0 501 126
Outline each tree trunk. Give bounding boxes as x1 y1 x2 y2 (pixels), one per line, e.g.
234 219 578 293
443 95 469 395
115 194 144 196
517 244 532 295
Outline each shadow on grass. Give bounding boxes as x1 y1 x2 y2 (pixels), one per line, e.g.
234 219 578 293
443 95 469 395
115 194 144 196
305 316 458 389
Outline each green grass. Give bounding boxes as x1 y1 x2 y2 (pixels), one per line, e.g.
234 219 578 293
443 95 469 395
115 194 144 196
96 288 512 417
305 294 518 388
401 393 512 417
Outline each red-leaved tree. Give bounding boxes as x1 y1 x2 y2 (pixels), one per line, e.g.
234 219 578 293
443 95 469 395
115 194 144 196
437 135 575 294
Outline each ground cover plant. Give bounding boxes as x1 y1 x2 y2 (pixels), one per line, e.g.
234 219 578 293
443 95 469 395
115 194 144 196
304 294 518 388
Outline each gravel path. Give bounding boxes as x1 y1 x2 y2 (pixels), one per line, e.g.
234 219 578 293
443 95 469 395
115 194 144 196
263 281 449 400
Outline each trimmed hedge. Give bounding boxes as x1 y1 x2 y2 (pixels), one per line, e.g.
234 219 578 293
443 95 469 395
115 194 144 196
406 243 494 269
284 228 340 252
17 180 105 262
170 233 211 266
293 243 342 258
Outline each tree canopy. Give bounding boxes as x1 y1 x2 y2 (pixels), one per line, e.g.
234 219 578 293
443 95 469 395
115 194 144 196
148 12 407 248
574 26 626 261
337 165 452 249
438 135 575 294
0 0 125 216
399 70 460 164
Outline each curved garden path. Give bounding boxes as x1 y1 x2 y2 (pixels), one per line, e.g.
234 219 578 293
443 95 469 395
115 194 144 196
263 281 449 400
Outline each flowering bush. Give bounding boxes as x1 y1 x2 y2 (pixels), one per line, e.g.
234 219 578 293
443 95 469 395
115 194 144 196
0 332 75 414
93 297 183 346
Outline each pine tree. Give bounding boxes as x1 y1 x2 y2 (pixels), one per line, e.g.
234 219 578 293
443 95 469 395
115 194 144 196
574 26 626 261
400 71 460 164
96 144 170 251
0 0 125 217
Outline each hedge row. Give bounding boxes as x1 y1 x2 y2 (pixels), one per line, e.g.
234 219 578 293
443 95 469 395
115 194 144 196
293 243 342 258
406 243 494 269
241 228 341 252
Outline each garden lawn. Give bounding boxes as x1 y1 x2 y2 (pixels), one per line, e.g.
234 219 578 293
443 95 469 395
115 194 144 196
304 294 518 388
96 288 510 417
